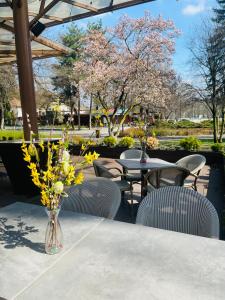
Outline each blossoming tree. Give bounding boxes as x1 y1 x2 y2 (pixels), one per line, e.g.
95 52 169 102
74 12 179 136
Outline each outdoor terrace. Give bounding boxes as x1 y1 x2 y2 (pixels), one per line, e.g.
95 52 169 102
1 155 224 237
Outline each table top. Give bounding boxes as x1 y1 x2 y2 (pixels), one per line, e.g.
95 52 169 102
1 202 225 300
116 158 174 170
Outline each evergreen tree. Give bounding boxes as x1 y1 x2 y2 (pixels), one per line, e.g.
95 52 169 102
214 0 225 26
52 21 103 129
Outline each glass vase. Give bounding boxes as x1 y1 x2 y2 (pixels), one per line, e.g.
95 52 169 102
45 207 63 255
140 143 147 164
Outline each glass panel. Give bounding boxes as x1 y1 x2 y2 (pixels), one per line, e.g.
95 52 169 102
0 0 154 64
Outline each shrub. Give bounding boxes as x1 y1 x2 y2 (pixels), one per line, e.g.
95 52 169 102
154 120 176 128
119 127 144 138
0 130 23 140
70 135 85 145
118 137 135 148
102 136 117 147
146 137 159 149
176 120 199 128
200 120 213 128
179 136 201 151
211 143 224 153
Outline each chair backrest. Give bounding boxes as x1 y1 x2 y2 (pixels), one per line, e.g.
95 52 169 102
120 149 149 160
93 161 114 179
136 186 219 239
176 154 206 175
145 166 190 189
62 178 121 219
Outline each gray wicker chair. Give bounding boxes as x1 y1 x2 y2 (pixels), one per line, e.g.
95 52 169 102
62 178 121 219
93 160 134 218
136 186 219 239
144 165 190 193
120 149 149 182
176 154 206 191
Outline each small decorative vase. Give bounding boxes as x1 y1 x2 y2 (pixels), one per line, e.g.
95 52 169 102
140 143 147 164
45 207 63 255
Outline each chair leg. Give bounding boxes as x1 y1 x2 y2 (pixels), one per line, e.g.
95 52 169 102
130 182 134 222
193 177 198 191
121 191 125 202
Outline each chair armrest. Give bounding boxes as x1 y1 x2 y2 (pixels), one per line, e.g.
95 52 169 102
108 167 123 173
107 167 126 179
190 172 198 178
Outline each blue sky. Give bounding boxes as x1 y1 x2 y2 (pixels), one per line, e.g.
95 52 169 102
44 0 218 82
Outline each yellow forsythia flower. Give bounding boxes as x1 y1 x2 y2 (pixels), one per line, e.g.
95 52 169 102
39 140 45 152
21 143 31 163
74 172 84 185
28 144 36 156
81 144 86 151
84 151 100 164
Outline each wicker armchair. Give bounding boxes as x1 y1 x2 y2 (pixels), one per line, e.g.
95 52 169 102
176 154 206 191
62 178 121 219
93 160 134 218
120 149 149 182
144 165 190 193
136 186 219 239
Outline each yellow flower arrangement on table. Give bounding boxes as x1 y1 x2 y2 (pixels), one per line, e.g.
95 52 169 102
21 133 99 210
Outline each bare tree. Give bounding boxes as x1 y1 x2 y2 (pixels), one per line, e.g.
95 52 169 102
189 21 225 142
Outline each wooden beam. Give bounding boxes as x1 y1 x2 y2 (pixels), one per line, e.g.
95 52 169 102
33 35 72 54
0 19 72 54
0 49 61 55
61 0 98 12
5 0 12 8
0 40 15 45
45 0 155 27
13 0 38 140
0 20 14 32
0 51 64 64
39 0 46 13
1 16 13 20
29 0 61 28
0 3 9 7
29 11 63 22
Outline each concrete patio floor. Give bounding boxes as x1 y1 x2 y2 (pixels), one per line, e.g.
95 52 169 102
0 158 224 238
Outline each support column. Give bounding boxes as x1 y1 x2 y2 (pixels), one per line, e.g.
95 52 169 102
12 0 38 140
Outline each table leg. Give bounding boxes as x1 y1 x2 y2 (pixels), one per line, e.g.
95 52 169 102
141 170 148 199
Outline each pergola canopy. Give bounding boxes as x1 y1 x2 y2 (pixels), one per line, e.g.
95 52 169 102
0 0 154 64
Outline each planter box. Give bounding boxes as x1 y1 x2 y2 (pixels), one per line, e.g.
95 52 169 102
0 140 58 196
69 144 129 159
146 149 224 167
68 144 224 166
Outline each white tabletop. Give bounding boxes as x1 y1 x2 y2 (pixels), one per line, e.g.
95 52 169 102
116 158 174 171
1 202 225 300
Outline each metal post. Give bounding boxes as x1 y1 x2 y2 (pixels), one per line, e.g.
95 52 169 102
12 0 39 140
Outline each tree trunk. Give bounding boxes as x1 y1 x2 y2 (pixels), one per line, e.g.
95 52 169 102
219 110 225 143
70 98 75 130
106 117 112 136
77 92 81 131
212 111 218 143
89 94 93 130
0 103 4 130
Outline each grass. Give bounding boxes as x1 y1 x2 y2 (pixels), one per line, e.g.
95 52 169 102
0 130 61 140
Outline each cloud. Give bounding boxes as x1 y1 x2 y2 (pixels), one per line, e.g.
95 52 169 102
182 0 206 16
